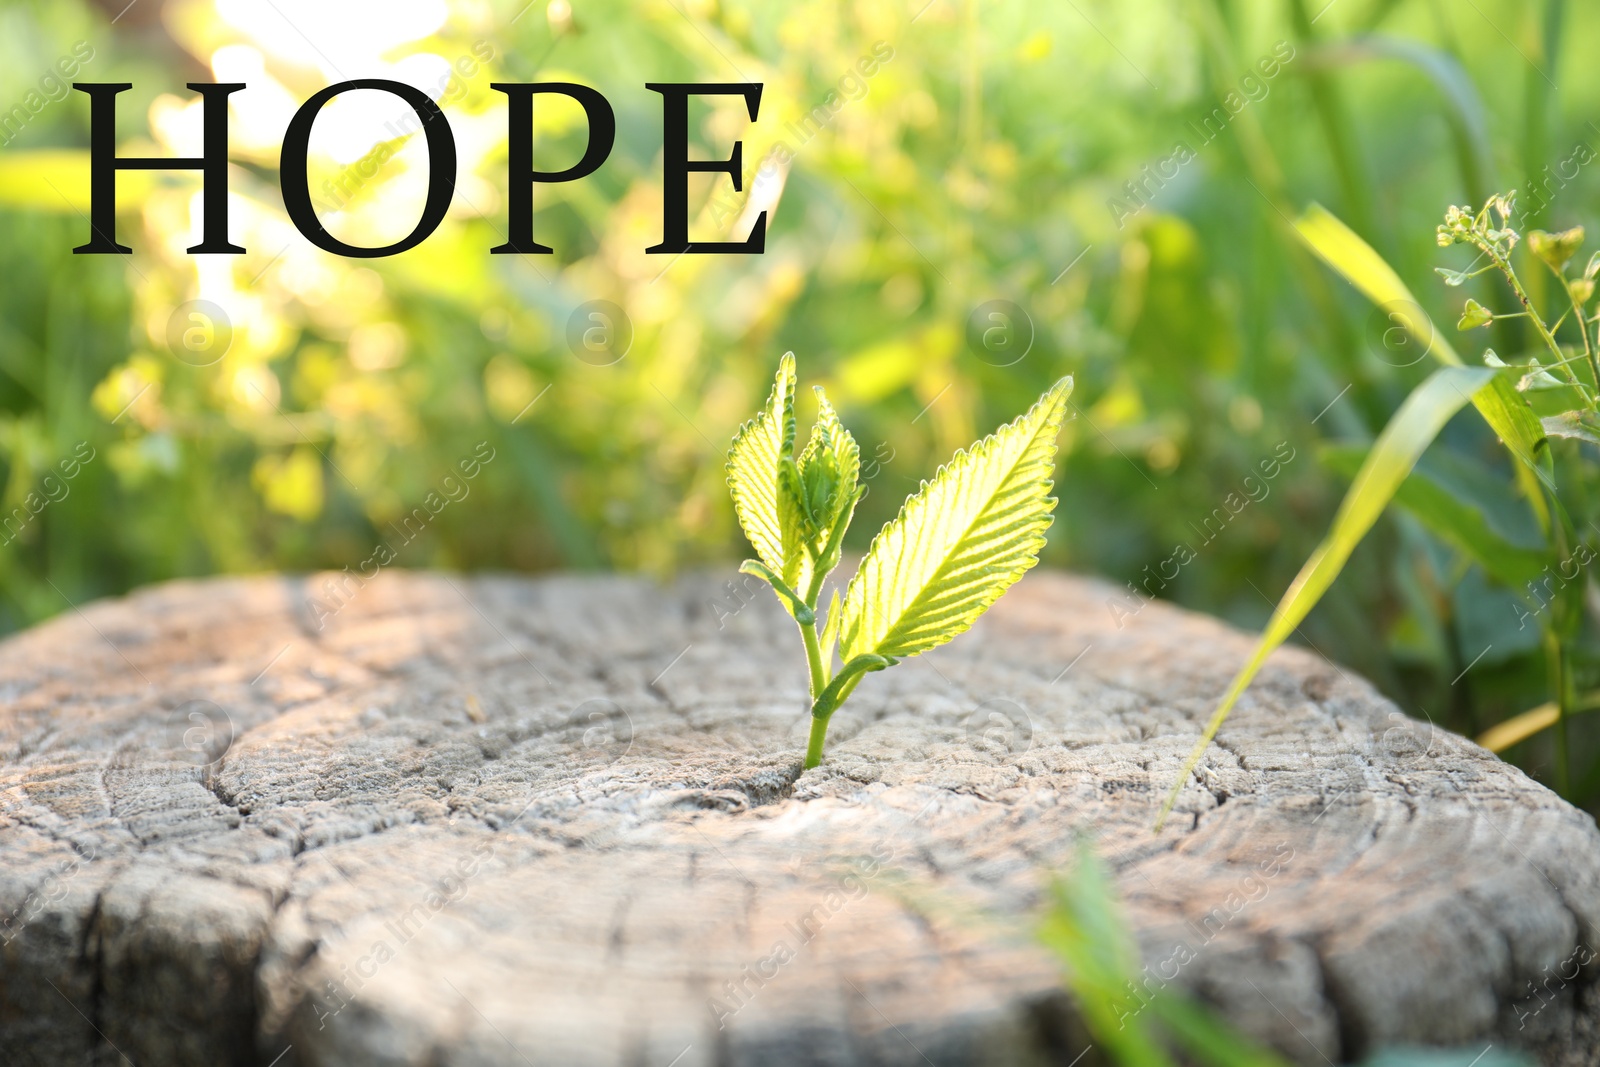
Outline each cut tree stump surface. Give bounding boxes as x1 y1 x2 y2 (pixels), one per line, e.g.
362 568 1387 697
2 569 1599 1067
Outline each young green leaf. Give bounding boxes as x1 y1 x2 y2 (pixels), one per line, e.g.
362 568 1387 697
738 558 813 624
1457 298 1492 330
1481 347 1559 391
796 386 861 578
819 586 842 665
728 360 1076 769
727 354 811 608
1155 366 1495 830
839 377 1072 661
776 455 813 594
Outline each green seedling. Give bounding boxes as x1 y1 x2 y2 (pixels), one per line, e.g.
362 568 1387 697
726 353 1072 768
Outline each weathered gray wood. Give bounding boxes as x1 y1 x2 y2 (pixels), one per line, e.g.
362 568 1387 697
1 568 1598 1067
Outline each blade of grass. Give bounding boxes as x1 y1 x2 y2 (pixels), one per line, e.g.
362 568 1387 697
1040 843 1178 1067
1521 0 1565 233
1480 701 1566 752
1039 840 1292 1066
1319 443 1548 588
1189 0 1366 384
1359 0 1407 31
1295 204 1557 528
1148 997 1290 1067
1301 37 1495 207
1288 0 1375 237
1296 204 1466 364
505 432 602 569
1155 366 1495 830
1517 0 1567 357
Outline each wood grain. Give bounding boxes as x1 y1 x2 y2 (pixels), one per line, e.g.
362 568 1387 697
1 568 1597 1066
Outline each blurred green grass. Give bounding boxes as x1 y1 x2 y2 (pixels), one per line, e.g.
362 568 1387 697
2 0 1599 803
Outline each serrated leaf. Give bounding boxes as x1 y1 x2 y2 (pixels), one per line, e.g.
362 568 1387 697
796 386 860 548
727 354 805 597
839 377 1072 660
776 455 812 594
1156 366 1495 830
819 586 842 665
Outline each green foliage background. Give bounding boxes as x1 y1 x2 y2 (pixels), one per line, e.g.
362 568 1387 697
2 0 1598 802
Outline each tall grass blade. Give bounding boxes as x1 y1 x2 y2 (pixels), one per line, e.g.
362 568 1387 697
1320 444 1547 588
1155 366 1495 830
1303 38 1496 205
1295 203 1555 521
1039 840 1291 1066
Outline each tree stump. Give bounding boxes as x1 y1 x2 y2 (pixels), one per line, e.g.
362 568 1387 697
2 568 1598 1067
